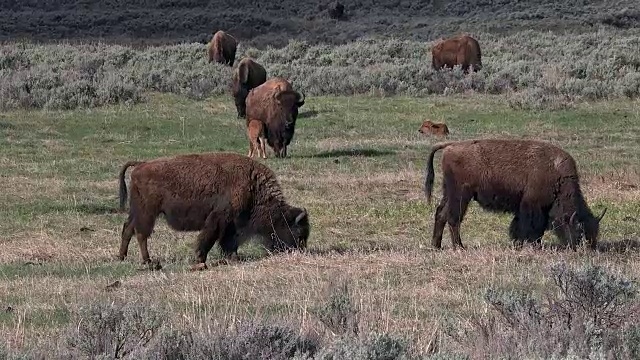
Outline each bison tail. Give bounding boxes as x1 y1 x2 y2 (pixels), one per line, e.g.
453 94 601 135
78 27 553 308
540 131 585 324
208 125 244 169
425 141 455 204
118 161 143 211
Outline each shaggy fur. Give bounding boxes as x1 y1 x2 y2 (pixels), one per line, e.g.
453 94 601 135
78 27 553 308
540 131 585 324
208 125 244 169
117 152 310 268
418 120 450 137
245 77 306 158
431 35 482 73
232 57 267 118
424 139 606 250
247 119 267 159
208 30 237 66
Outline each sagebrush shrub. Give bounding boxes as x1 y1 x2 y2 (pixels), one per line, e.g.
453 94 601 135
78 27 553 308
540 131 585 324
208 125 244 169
454 262 639 359
2 26 640 111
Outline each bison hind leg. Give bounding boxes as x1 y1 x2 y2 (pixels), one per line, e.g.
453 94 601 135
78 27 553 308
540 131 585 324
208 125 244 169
119 214 136 260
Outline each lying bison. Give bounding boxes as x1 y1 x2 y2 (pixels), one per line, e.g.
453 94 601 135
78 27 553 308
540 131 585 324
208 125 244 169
232 57 267 118
246 77 305 158
208 30 237 66
118 152 310 270
424 139 606 250
431 35 482 73
418 120 450 137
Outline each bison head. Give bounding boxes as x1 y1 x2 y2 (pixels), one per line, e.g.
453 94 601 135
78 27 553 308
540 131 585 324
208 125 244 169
232 67 251 118
276 90 305 110
269 207 310 251
571 208 607 249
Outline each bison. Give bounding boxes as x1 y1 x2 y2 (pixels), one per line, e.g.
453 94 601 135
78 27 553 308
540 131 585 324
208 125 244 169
431 35 482 73
328 1 345 19
208 30 237 66
245 77 306 158
117 152 310 270
232 57 267 118
424 139 606 250
247 119 268 159
418 120 450 137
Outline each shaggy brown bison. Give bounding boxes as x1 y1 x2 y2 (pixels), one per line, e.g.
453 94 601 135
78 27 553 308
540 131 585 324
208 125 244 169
424 139 606 250
232 58 267 118
118 152 310 270
247 119 267 159
431 35 482 73
418 120 450 137
208 30 237 66
245 77 306 158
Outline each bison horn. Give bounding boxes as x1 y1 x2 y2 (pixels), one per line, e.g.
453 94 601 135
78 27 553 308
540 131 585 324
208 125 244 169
597 208 607 222
569 211 578 226
295 208 307 224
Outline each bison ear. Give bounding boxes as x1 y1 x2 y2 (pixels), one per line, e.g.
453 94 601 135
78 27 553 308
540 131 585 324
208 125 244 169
295 208 308 224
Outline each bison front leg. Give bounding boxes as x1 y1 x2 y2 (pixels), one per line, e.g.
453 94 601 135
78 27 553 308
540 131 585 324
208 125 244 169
192 212 238 271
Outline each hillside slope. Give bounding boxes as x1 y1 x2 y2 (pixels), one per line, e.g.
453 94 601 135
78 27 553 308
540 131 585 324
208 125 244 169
1 0 638 47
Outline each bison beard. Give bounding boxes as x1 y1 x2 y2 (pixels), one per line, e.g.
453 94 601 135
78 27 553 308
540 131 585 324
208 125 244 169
424 139 606 250
117 152 310 270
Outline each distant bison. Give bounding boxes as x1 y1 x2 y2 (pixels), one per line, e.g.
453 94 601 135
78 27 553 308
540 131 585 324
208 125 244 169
247 119 267 159
328 1 345 19
246 77 306 158
424 139 606 250
418 120 450 137
118 152 310 270
208 30 237 66
232 58 267 118
431 35 482 73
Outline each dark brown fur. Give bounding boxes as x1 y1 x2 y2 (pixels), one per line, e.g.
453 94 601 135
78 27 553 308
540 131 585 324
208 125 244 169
117 152 310 267
232 57 267 118
245 77 306 158
328 1 345 19
431 35 482 73
418 120 450 137
208 30 237 66
247 119 267 159
424 139 606 250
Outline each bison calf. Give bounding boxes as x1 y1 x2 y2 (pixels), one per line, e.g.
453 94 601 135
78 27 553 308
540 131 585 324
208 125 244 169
118 152 310 269
418 120 450 137
247 119 267 159
424 139 606 250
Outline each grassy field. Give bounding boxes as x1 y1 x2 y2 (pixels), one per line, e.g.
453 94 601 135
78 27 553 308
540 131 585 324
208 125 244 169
0 93 639 358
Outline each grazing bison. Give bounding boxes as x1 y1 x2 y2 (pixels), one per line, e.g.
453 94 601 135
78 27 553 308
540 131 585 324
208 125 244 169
247 119 268 159
208 30 237 66
424 139 606 250
431 35 482 73
118 152 310 270
418 120 450 137
245 77 306 158
232 58 267 118
328 1 345 19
